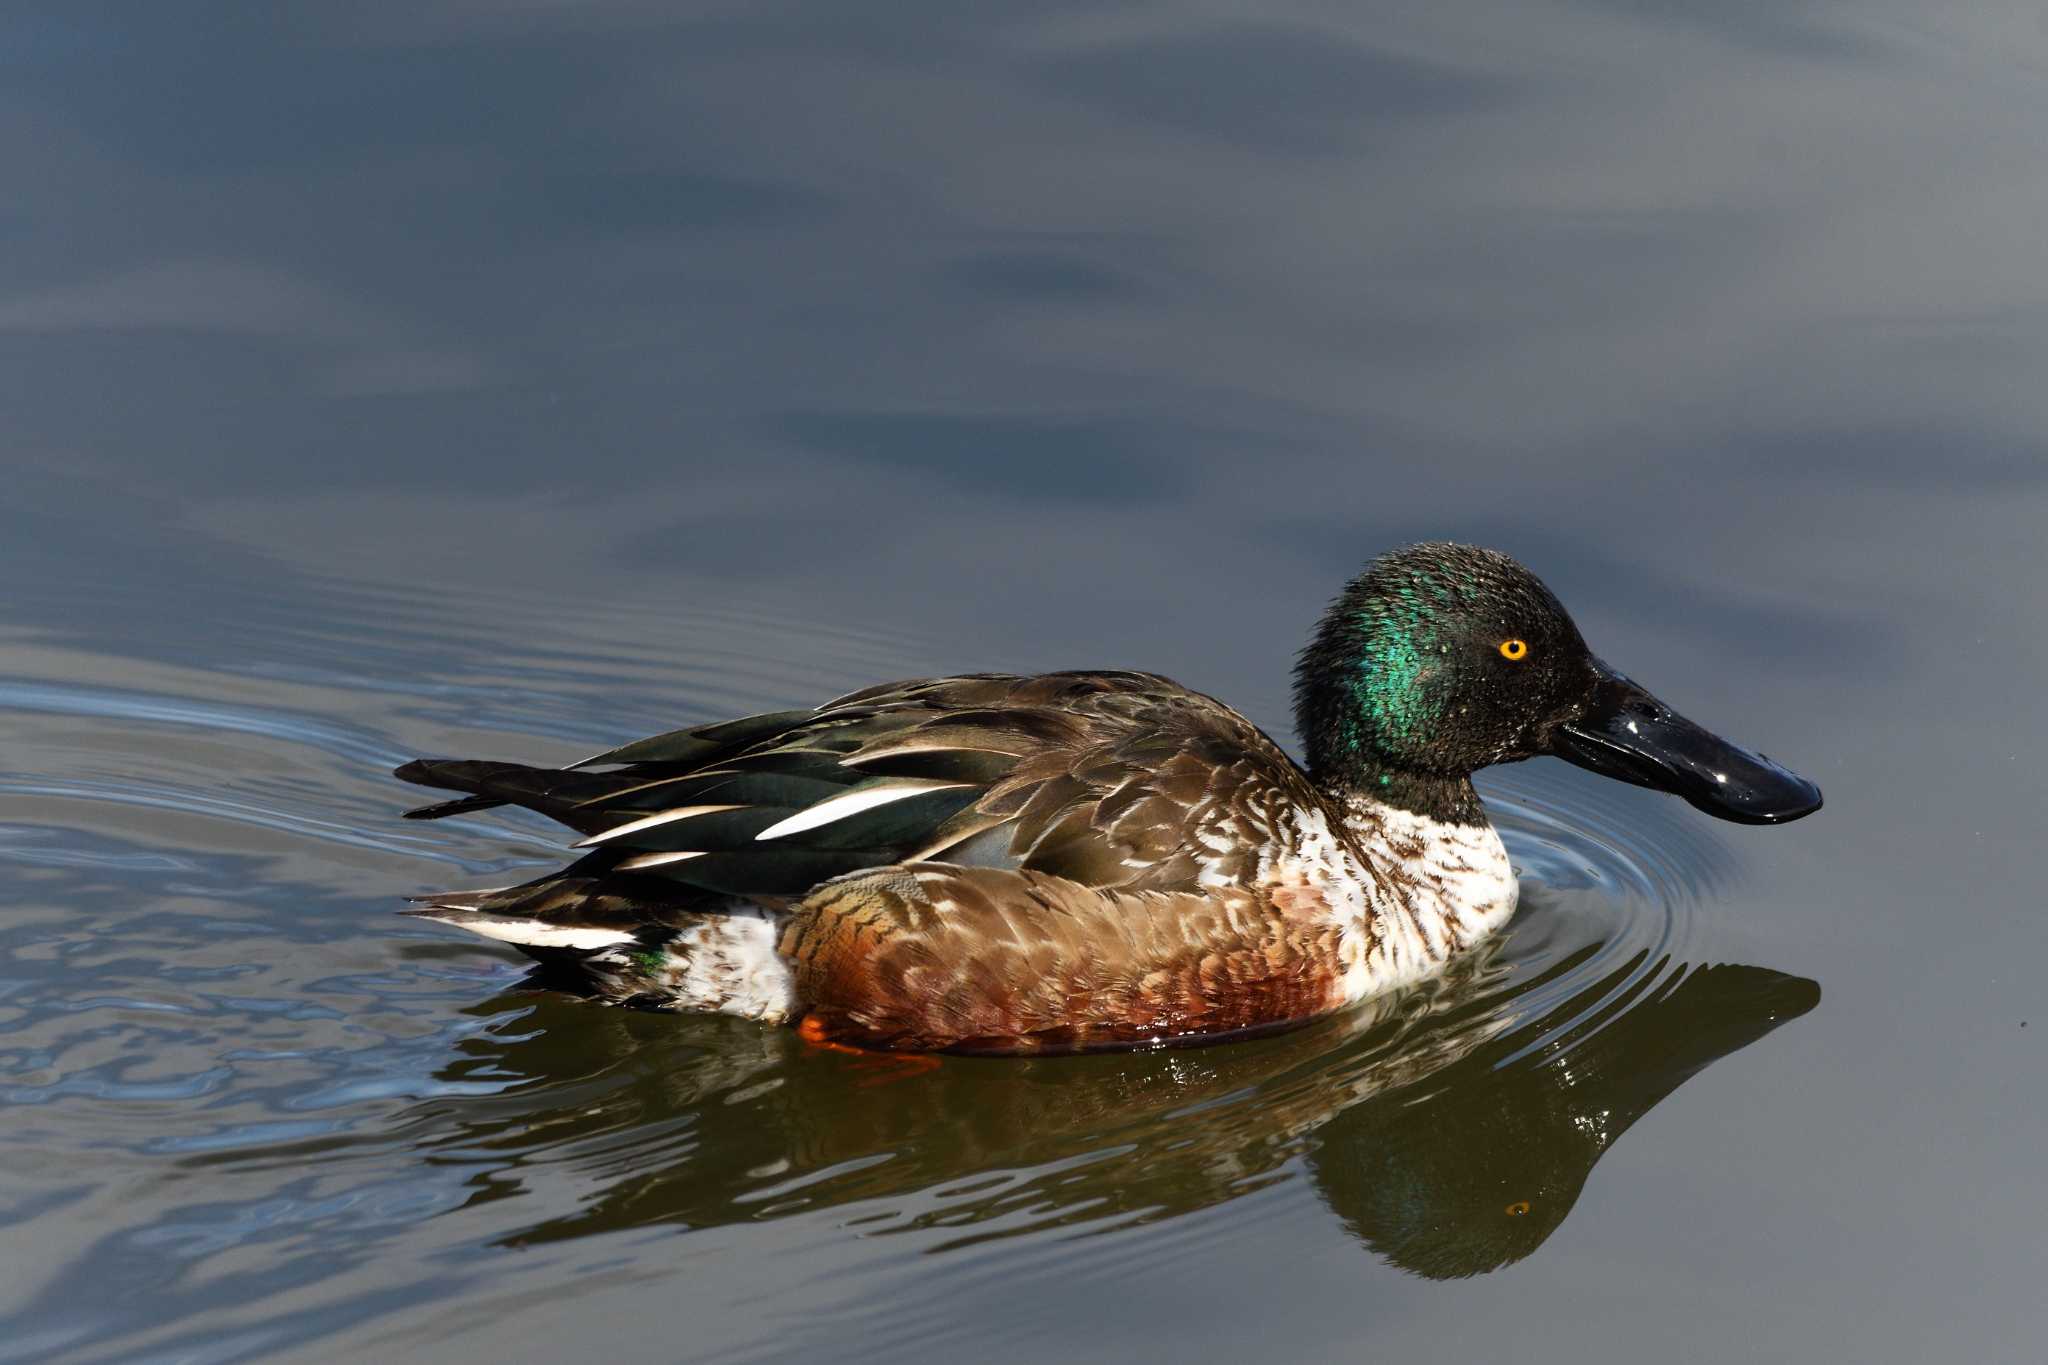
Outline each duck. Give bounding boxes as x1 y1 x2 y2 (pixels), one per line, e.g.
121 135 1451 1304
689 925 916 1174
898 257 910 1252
396 542 1820 1055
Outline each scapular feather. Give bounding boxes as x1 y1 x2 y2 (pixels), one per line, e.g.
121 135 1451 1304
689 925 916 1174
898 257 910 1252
571 708 816 767
721 748 878 782
588 768 854 813
766 784 983 851
842 746 1020 783
647 847 891 897
582 805 799 852
915 819 1021 868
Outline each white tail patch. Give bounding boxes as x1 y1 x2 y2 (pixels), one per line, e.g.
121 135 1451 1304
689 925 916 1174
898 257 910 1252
575 804 746 848
657 904 795 1022
754 780 969 841
615 850 710 871
428 912 637 951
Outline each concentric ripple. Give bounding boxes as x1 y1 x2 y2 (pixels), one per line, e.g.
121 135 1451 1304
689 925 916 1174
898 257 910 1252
0 564 1812 1361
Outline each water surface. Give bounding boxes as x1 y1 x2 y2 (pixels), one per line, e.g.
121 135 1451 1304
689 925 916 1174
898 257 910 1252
3 3 2044 1361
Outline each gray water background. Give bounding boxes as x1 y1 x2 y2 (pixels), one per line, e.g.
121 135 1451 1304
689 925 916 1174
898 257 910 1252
1 3 2044 1361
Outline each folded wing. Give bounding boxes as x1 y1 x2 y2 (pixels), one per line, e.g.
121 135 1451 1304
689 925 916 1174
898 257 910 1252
397 670 1317 942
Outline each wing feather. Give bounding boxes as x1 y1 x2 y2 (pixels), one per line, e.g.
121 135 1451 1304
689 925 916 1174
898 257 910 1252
397 670 1321 946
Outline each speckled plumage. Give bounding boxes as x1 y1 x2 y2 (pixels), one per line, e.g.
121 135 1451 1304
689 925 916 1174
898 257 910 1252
397 542 1818 1053
400 668 1519 1052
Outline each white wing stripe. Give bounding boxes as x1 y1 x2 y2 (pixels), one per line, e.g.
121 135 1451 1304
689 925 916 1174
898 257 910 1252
574 805 747 848
843 742 999 765
615 850 710 870
754 781 970 841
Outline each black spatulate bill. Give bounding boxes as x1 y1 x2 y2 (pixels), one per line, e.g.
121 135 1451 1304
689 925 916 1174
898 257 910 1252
1547 664 1822 825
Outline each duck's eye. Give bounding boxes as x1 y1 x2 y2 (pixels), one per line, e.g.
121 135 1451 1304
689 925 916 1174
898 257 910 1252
1505 1200 1531 1216
1498 639 1529 661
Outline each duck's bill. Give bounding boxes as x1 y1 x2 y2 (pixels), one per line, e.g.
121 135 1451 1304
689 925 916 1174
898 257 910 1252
1548 665 1823 825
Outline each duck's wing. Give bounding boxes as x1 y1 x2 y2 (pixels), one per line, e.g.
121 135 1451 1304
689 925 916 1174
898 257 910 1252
397 670 1320 909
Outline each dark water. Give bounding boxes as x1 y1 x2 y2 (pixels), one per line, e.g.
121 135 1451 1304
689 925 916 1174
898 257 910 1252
3 4 2044 1361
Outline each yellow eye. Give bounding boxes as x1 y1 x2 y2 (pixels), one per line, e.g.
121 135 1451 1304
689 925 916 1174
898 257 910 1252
1498 639 1529 661
1505 1200 1531 1216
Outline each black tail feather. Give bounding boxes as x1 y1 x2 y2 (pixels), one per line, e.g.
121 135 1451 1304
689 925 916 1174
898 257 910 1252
395 759 532 820
394 758 635 832
402 794 506 820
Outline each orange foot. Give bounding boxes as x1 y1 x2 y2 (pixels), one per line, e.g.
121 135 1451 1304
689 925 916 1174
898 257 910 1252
796 1014 942 1085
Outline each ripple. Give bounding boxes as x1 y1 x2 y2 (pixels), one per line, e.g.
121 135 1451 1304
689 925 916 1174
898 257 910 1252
318 756 1791 1281
0 554 1818 1361
2 1060 236 1105
0 679 399 765
1472 763 1746 1053
0 570 952 887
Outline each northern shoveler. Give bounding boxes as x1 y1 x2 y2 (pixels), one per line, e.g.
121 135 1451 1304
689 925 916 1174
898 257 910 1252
397 542 1820 1054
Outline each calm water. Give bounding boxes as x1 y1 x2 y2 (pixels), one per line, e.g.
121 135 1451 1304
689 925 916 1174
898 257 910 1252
3 4 2045 1361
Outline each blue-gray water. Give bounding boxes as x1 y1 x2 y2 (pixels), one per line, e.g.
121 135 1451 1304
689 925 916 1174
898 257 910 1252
3 4 2043 1361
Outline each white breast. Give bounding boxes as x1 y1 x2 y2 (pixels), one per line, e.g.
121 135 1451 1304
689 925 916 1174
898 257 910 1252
1274 796 1519 1007
1346 797 1519 948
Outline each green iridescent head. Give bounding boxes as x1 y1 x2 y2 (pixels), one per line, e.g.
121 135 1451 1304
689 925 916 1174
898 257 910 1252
1293 543 1593 787
1293 542 1822 829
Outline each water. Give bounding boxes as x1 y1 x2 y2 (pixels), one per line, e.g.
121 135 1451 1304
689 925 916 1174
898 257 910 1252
3 4 2044 1360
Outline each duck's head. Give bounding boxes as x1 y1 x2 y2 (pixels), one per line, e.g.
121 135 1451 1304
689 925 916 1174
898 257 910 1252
1293 542 1822 826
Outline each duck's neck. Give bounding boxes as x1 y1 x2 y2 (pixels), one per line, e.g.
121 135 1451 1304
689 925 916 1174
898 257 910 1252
1327 766 1488 828
1302 733 1491 827
1296 774 1520 1001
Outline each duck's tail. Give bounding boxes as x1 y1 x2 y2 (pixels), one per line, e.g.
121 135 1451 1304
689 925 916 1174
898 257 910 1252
403 874 798 1020
403 877 646 953
394 758 605 827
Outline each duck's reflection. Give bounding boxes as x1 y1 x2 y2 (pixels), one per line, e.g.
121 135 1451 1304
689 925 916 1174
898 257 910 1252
417 941 1816 1278
1309 953 1818 1277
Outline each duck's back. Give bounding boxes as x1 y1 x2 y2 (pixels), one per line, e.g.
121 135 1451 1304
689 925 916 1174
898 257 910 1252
397 669 1331 946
